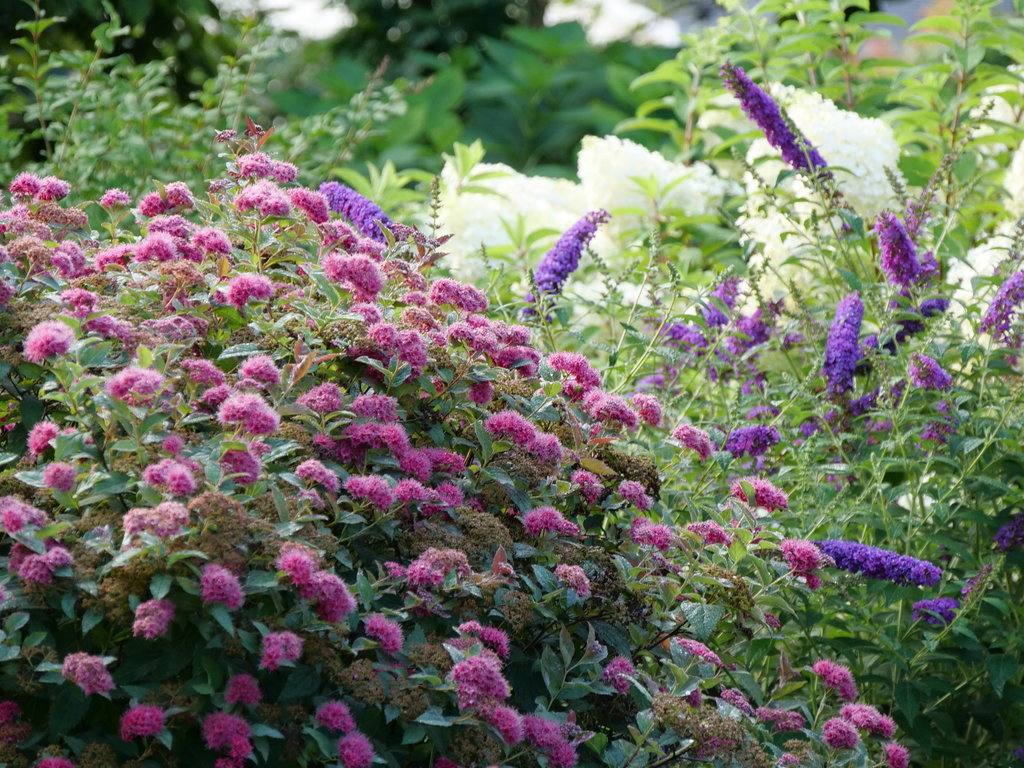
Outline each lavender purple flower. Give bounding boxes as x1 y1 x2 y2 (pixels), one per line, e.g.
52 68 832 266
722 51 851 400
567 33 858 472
996 513 1024 552
720 62 828 173
319 182 394 243
724 424 779 458
824 292 864 398
876 212 922 287
815 540 942 587
703 276 741 327
981 270 1024 348
911 597 958 625
526 210 610 306
909 353 952 391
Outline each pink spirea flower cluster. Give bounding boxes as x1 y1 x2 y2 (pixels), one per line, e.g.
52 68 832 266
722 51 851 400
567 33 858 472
132 599 174 639
297 382 344 414
217 393 280 435
456 621 511 659
720 688 754 715
547 352 601 399
618 480 652 511
631 393 662 426
839 703 896 738
260 631 303 670
24 321 75 363
554 563 591 597
602 656 636 693
885 742 910 768
392 547 472 589
62 652 115 695
822 716 860 749
202 712 252 763
571 469 603 505
345 475 394 510
238 354 280 386
295 459 340 493
523 715 578 768
364 614 404 654
323 253 384 302
225 273 274 307
449 653 511 710
686 520 730 545
672 424 715 460
582 389 640 430
429 277 488 313
812 659 858 701
730 476 789 511
317 700 356 732
201 564 244 611
523 506 580 537
235 180 291 217
338 731 375 768
120 705 165 740
226 674 262 706
143 458 198 496
780 539 826 590
42 461 76 492
27 420 58 456
106 366 167 405
351 393 399 423
485 704 524 745
11 544 73 585
630 517 673 551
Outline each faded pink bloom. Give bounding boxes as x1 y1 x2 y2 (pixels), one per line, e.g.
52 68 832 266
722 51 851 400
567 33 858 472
132 599 174 639
23 321 74 363
686 520 730 545
554 564 591 597
456 621 510 659
62 652 115 695
0 496 47 533
467 380 493 404
123 502 190 540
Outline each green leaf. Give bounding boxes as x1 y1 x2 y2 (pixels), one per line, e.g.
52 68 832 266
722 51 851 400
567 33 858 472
987 654 1016 697
81 609 104 636
208 605 235 636
680 603 725 642
150 573 173 600
415 708 456 727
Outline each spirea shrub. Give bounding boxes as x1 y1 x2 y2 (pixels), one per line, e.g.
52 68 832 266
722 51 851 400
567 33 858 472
0 130 912 767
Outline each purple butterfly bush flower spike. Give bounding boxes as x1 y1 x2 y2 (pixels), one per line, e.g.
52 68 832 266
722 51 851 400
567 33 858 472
875 212 922 287
703 276 741 327
824 292 863 398
319 181 394 243
525 209 610 307
815 540 942 587
911 597 958 626
720 61 828 174
981 270 1024 348
909 353 952 391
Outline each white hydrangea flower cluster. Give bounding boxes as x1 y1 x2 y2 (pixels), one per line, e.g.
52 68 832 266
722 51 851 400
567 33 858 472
736 84 902 303
438 135 734 282
1004 140 1024 221
948 224 1015 320
969 66 1024 156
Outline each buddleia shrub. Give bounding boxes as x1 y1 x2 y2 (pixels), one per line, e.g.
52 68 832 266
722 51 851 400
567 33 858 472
0 123 923 768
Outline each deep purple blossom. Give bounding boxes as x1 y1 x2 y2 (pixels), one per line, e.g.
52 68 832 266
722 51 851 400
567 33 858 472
526 210 610 305
320 181 394 242
724 425 779 458
912 597 958 625
815 540 942 587
996 514 1024 552
703 276 741 327
876 212 922 287
824 292 863 397
909 353 952 391
721 62 828 172
981 270 1024 348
